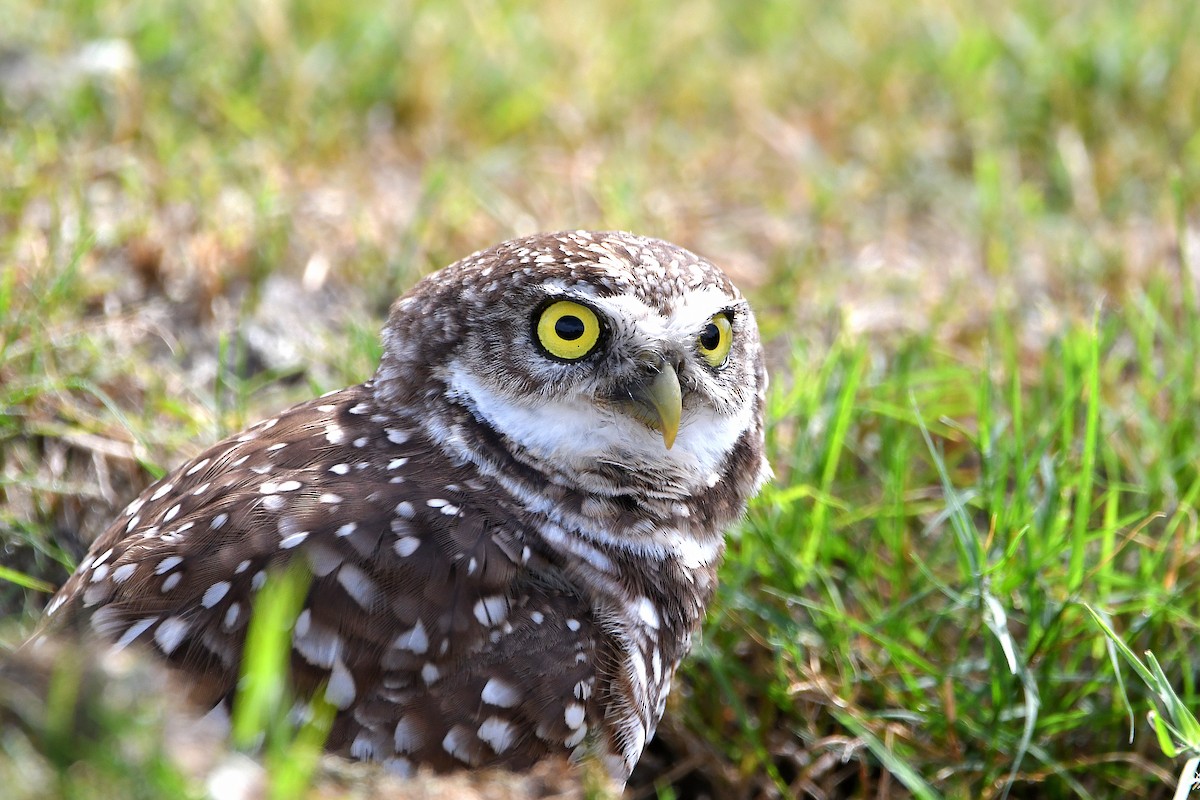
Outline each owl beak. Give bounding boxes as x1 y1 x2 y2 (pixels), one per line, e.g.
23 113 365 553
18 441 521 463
624 362 682 449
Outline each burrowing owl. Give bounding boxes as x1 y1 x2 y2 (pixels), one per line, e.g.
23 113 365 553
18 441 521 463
40 230 769 782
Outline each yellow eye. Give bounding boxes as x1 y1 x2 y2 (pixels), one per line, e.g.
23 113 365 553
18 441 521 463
535 300 603 361
698 312 733 367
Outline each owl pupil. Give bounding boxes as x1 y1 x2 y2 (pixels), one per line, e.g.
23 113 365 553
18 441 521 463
555 316 585 341
700 323 720 350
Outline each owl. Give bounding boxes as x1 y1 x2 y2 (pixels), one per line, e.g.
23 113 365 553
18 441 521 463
39 230 769 783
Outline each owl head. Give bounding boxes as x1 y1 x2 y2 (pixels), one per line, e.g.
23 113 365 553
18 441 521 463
374 230 769 506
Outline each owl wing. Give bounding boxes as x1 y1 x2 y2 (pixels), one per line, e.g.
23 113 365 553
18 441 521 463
43 382 601 770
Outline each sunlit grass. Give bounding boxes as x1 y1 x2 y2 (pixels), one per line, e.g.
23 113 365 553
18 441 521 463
690 292 1200 796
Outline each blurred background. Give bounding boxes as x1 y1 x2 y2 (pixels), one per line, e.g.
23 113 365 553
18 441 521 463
2 1 1200 798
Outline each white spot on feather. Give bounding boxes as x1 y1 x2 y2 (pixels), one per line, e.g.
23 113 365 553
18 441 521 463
350 734 375 760
280 532 308 549
154 556 182 575
154 616 189 654
633 596 660 629
325 658 356 709
45 594 66 617
392 620 429 654
564 702 585 730
478 716 515 754
393 716 423 753
201 581 231 608
473 595 509 627
278 516 308 548
186 459 210 476
442 725 474 764
113 616 157 651
481 677 520 707
565 721 589 748
336 564 378 608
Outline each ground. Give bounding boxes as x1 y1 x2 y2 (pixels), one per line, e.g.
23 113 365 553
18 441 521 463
2 1 1200 798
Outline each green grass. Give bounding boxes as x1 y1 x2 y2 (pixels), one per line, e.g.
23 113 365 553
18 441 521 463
692 306 1200 797
3 0 1200 797
231 562 335 800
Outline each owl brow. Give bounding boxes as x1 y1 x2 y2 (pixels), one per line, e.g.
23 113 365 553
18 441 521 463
688 305 739 335
533 294 607 325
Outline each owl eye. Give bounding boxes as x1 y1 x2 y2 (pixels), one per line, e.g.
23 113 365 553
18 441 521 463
698 312 733 367
534 300 603 361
